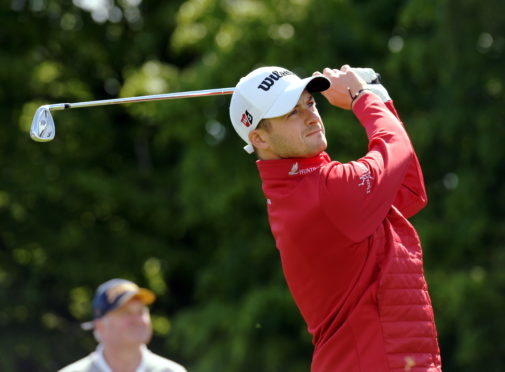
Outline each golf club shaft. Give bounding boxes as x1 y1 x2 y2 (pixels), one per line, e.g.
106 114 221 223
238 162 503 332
46 87 235 111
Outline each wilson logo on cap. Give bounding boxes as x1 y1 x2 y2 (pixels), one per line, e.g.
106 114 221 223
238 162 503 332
257 70 293 91
240 110 253 127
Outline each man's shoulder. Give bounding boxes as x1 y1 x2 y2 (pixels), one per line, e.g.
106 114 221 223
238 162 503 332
144 349 187 372
58 354 98 372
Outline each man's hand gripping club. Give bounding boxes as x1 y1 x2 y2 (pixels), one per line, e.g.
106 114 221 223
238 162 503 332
313 65 369 110
313 65 391 109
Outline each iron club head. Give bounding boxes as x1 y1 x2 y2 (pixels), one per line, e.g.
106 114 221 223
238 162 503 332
30 106 55 142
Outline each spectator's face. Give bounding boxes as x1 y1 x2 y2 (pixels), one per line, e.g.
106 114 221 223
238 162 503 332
97 297 152 347
254 90 327 159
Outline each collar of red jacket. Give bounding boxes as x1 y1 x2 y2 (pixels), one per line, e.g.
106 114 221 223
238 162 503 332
256 151 331 180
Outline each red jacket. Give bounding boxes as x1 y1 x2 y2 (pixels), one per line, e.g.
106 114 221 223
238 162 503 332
257 92 441 372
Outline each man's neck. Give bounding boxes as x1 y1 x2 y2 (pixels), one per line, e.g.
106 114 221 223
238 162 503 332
102 343 144 372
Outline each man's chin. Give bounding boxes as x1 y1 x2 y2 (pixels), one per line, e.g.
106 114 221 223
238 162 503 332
316 140 328 154
129 331 152 345
306 146 327 158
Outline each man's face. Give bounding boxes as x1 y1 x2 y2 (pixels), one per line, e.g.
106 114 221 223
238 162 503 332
255 90 327 159
96 297 152 348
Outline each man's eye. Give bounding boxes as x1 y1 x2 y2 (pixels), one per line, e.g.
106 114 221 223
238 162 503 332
287 109 297 117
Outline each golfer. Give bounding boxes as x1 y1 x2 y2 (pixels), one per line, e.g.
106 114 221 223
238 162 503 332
229 65 441 371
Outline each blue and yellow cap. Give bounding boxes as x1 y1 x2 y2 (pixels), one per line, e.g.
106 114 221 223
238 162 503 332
81 278 156 330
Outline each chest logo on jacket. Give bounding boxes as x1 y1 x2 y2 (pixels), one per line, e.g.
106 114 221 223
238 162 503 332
288 162 299 175
288 162 320 176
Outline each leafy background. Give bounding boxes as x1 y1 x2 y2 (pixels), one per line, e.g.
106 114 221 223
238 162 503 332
1 0 504 371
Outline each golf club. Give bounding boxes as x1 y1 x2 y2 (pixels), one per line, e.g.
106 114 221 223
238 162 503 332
30 87 235 142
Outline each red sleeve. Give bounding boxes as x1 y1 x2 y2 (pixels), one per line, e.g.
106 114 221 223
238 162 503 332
319 92 413 242
385 101 428 218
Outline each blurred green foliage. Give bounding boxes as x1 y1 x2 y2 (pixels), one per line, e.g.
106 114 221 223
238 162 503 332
1 0 504 371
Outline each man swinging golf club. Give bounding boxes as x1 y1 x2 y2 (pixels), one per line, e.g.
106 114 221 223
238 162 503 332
229 65 442 371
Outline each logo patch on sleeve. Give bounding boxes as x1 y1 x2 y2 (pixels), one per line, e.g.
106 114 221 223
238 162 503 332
356 163 374 194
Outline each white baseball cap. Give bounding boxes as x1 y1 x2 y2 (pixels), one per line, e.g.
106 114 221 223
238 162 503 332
229 66 330 153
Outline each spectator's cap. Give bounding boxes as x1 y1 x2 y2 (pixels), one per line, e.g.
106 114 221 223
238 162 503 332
81 278 156 330
229 66 330 153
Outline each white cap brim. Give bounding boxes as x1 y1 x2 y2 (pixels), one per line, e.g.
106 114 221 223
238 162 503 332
263 75 329 119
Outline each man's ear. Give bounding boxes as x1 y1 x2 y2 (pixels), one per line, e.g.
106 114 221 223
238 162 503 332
94 318 103 331
249 129 269 150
